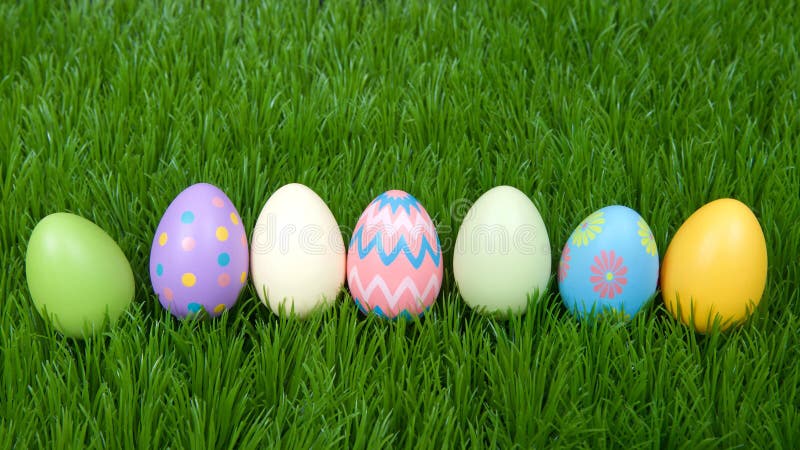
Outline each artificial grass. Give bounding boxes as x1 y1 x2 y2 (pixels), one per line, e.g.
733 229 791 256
2 0 799 448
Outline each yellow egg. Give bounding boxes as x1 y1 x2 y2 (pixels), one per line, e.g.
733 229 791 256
661 198 767 333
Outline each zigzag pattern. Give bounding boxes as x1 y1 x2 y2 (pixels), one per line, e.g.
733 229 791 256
353 298 431 320
348 265 441 312
374 191 422 214
363 203 435 235
349 225 441 268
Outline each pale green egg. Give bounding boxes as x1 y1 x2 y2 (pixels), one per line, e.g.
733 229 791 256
25 213 135 338
453 186 551 316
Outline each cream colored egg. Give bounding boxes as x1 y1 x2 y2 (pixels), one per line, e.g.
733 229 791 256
251 183 346 317
453 186 551 316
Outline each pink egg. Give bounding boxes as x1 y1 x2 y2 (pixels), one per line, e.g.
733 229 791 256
149 183 249 318
346 190 443 319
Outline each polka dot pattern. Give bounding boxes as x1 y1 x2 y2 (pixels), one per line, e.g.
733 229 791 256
218 273 231 287
182 273 196 287
150 183 249 319
182 237 196 251
218 253 230 267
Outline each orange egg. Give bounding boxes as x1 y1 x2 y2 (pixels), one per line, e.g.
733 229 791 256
661 198 767 333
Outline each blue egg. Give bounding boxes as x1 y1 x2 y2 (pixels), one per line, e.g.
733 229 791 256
558 205 659 319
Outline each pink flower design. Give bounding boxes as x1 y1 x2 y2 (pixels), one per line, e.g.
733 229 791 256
559 244 571 282
590 250 628 299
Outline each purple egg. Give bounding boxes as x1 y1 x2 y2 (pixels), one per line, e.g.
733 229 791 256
149 183 249 318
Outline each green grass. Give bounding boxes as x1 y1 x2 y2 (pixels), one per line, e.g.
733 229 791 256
2 0 799 447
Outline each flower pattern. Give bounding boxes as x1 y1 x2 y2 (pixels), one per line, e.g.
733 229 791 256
637 218 657 256
590 250 628 299
571 211 605 247
559 244 571 282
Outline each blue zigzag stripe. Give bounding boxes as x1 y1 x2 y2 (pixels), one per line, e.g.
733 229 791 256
353 298 431 321
349 226 441 268
354 297 370 315
374 191 422 214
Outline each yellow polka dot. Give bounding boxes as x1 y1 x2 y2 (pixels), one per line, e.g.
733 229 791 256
158 232 168 246
181 273 196 287
216 226 229 241
214 304 226 314
240 272 247 283
230 213 239 225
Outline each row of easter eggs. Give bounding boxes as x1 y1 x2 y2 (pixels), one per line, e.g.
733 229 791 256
25 183 767 338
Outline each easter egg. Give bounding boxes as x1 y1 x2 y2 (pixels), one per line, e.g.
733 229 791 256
558 205 659 319
453 186 551 316
347 190 443 319
25 213 135 338
149 183 249 318
661 198 767 333
251 183 346 317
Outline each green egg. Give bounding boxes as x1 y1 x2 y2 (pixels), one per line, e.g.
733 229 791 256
25 213 135 338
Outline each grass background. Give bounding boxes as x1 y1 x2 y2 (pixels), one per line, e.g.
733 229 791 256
2 0 799 448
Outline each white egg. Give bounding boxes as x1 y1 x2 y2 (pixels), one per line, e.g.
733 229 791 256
251 183 346 317
453 186 551 316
